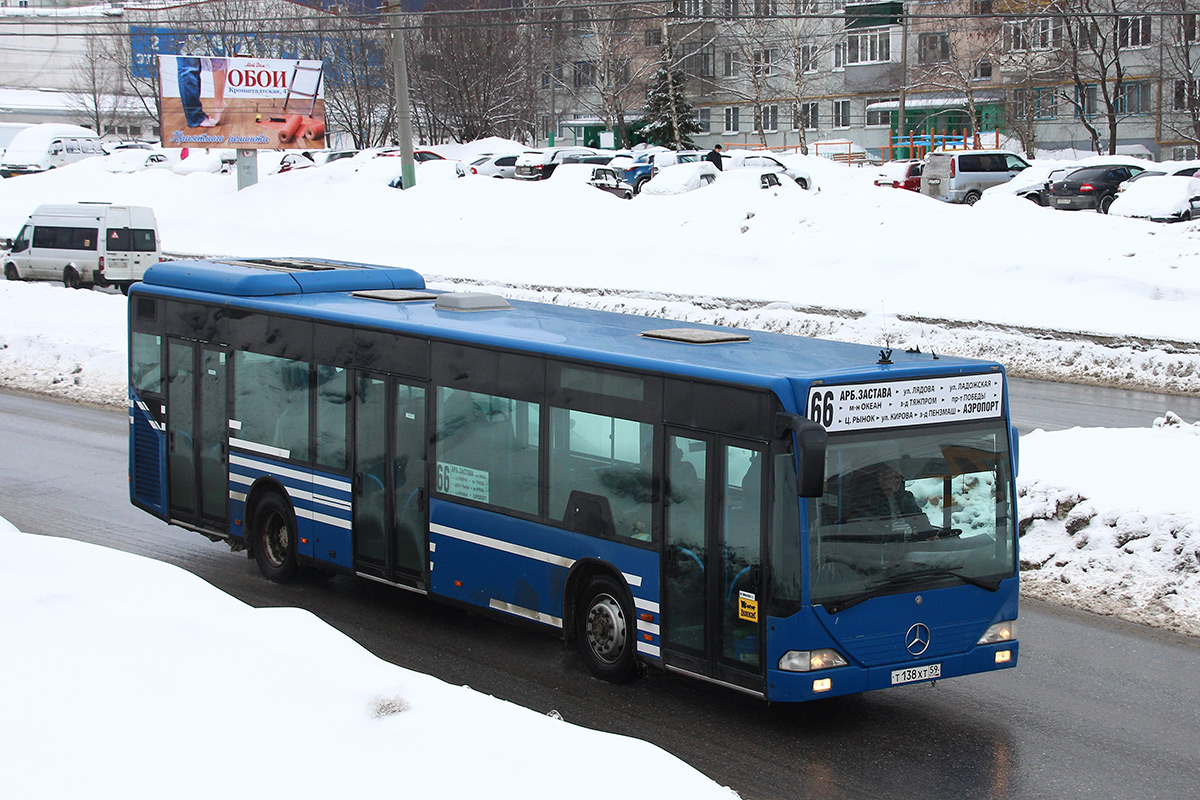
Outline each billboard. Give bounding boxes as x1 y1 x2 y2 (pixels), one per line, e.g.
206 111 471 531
158 55 326 150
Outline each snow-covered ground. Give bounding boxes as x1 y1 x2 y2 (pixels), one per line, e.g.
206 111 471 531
1 143 1198 641
0 516 736 799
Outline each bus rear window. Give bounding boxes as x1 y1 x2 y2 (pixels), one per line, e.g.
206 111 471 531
107 228 157 252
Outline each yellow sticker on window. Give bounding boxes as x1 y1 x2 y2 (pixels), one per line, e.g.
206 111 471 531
738 592 758 623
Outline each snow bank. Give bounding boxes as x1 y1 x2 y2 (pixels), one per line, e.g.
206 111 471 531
1018 412 1200 636
0 519 737 799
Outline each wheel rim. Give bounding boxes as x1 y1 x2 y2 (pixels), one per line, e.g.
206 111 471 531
261 510 289 568
585 592 627 664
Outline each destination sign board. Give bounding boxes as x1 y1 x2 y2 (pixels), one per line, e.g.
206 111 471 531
806 373 1004 432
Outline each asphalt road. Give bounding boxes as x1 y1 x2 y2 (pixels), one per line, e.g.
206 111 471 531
1 385 1198 799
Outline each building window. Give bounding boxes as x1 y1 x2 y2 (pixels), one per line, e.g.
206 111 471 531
1118 15 1152 49
1014 87 1058 119
846 27 890 65
918 32 949 64
684 46 715 78
1005 18 1061 52
1075 84 1098 118
797 101 818 129
645 29 662 48
756 104 779 131
680 0 711 16
971 0 992 12
752 48 776 77
1174 145 1198 160
754 0 778 15
1116 81 1151 115
696 108 712 133
1179 14 1200 44
724 51 737 77
723 0 741 19
799 43 818 73
834 41 846 70
975 60 993 81
833 99 850 127
866 100 894 127
725 106 741 132
1174 79 1200 111
795 0 817 12
574 61 597 88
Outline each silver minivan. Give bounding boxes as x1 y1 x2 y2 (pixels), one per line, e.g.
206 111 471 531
920 149 1031 205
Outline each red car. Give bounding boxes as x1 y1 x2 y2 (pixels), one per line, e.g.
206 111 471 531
874 159 923 191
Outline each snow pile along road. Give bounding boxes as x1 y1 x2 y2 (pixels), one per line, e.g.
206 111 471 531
1018 412 1200 636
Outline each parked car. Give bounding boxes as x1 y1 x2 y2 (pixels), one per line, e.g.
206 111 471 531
278 152 317 173
1116 162 1200 194
619 150 671 194
374 148 445 163
1046 164 1147 213
546 163 634 198
514 147 598 180
921 149 1031 205
561 153 613 166
639 161 719 196
722 149 813 189
95 150 172 173
470 153 520 178
874 159 923 191
1109 175 1200 222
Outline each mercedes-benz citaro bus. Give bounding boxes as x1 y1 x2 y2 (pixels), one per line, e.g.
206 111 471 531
127 257 1018 702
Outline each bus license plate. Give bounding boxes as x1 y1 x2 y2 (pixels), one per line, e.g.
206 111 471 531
891 663 941 685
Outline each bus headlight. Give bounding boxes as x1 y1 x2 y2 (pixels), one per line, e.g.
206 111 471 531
779 648 848 672
977 620 1017 645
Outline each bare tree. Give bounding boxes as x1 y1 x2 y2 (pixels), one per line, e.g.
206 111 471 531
406 1 534 143
66 26 128 135
1156 0 1200 150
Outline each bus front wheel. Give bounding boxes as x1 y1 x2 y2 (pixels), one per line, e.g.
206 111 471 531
576 575 636 682
252 493 300 583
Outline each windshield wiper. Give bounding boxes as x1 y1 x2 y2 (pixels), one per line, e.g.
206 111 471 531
822 569 1002 615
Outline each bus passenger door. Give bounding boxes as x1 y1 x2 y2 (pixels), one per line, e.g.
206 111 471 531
353 373 427 589
662 431 766 693
165 340 228 531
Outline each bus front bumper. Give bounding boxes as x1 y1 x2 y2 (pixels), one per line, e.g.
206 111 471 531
765 641 1019 702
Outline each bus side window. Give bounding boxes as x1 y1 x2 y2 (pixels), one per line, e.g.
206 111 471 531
435 388 539 515
548 408 653 541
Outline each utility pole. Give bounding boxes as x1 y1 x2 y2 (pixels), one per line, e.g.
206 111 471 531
390 0 416 190
897 2 908 158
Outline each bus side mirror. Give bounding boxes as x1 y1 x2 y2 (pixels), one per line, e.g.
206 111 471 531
776 413 827 498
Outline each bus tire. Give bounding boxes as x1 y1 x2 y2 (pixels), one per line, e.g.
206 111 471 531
963 190 981 206
576 575 636 682
252 492 301 583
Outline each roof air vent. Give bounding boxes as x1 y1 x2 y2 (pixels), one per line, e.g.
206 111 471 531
352 289 437 302
641 327 751 345
434 292 512 312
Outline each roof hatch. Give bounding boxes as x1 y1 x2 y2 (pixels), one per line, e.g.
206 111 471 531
641 327 751 344
434 292 512 312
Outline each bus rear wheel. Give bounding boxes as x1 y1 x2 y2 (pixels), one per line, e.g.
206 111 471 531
576 575 636 682
252 493 300 583
4 263 19 281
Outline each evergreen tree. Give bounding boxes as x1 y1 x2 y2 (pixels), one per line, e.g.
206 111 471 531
641 48 701 150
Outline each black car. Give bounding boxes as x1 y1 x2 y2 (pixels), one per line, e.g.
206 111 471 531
1047 164 1146 213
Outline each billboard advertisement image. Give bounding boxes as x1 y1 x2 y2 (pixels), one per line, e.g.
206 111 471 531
158 55 325 150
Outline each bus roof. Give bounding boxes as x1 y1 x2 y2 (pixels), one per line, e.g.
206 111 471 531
139 258 1002 390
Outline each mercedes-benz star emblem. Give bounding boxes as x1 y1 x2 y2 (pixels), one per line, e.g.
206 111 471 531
905 623 931 656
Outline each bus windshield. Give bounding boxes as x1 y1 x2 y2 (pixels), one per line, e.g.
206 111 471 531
809 421 1016 612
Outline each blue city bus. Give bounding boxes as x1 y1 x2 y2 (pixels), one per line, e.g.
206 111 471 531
127 257 1018 701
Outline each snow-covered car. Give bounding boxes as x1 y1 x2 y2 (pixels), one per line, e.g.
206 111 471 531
722 149 813 189
984 155 1155 205
546 163 633 198
470 153 520 178
639 161 719 196
354 156 467 188
278 152 317 173
873 159 923 191
514 146 599 180
93 150 173 173
1108 175 1200 222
